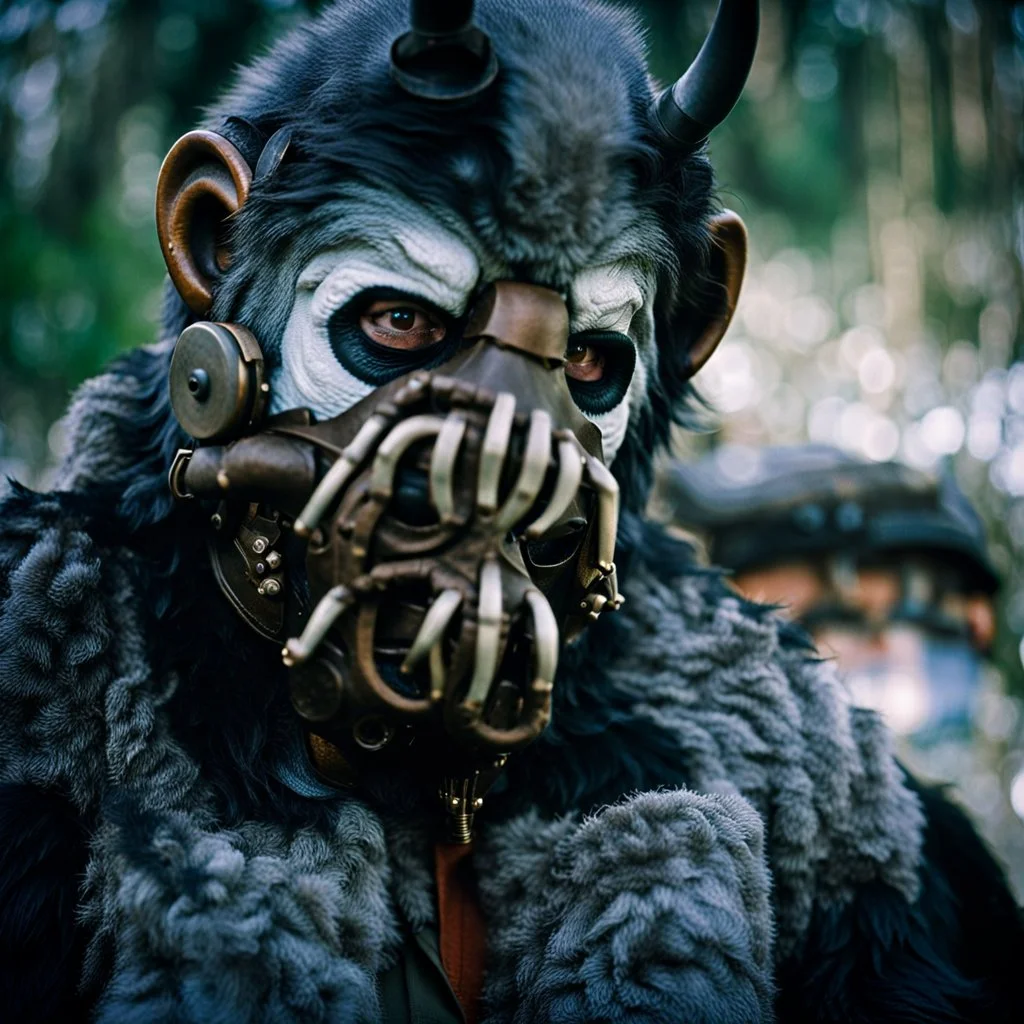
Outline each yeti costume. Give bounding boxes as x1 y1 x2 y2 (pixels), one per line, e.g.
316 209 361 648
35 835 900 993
1 2 1020 1022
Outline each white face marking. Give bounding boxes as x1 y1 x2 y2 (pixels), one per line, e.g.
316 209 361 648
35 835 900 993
271 198 653 464
270 201 479 419
568 262 653 463
569 263 644 334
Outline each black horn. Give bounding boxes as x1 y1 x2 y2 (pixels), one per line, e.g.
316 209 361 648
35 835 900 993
651 0 760 152
391 0 498 101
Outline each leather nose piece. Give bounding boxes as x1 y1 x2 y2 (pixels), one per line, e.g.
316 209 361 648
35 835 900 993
464 282 569 364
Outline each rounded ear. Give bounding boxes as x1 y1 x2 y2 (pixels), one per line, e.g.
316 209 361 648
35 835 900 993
155 130 253 316
684 210 748 378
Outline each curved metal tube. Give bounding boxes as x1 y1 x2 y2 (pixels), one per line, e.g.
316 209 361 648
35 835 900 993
525 438 585 540
477 392 516 514
524 589 559 692
294 414 391 538
401 588 463 673
428 642 446 703
457 588 558 751
282 585 353 666
583 453 620 573
650 0 760 151
369 414 446 500
465 559 503 707
493 410 552 535
429 414 467 525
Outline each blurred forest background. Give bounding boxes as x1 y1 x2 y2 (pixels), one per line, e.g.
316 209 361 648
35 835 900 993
1 0 1023 884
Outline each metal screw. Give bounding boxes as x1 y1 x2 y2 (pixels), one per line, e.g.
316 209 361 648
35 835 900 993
252 536 268 554
259 578 281 597
265 550 282 570
187 368 210 401
210 513 223 530
255 561 266 575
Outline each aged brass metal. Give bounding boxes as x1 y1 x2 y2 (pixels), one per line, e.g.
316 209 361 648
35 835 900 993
169 322 268 441
169 282 626 841
155 129 252 315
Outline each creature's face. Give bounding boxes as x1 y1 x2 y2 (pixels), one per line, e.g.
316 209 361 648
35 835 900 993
156 0 756 836
269 190 654 463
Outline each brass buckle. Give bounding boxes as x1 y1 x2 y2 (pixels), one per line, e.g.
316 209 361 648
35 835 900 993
168 447 195 500
580 562 625 621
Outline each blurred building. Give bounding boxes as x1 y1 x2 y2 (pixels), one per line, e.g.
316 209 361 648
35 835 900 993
663 445 1024 897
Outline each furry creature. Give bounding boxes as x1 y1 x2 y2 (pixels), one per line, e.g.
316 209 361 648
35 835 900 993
1 1 1021 1022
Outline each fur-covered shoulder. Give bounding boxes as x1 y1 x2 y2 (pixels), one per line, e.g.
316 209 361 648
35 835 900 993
612 542 925 958
477 789 776 1023
776 776 1024 1023
0 483 400 1023
0 484 140 814
497 518 925 963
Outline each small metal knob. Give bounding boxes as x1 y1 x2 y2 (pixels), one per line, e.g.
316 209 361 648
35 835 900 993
187 368 211 400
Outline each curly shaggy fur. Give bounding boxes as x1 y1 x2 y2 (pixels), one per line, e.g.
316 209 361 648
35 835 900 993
2 367 1022 1020
2 0 1021 1021
476 791 774 1023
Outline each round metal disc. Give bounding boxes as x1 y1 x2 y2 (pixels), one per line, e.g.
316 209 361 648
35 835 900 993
169 322 252 441
290 656 346 723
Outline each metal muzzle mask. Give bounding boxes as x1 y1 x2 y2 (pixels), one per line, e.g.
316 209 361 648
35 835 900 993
169 282 623 838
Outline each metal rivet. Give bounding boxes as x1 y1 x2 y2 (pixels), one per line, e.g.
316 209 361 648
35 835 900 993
255 561 266 575
210 513 223 530
353 716 395 751
186 368 210 401
252 536 268 554
265 550 282 570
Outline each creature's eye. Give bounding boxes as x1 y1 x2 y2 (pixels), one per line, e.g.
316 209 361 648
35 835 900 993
360 300 447 351
565 340 605 382
563 331 636 417
329 288 459 387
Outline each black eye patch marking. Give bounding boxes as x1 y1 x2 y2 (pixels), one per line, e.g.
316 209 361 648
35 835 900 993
564 330 636 416
328 287 462 386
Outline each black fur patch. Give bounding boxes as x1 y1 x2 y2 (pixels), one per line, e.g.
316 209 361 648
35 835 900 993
774 775 1024 1023
0 784 93 1023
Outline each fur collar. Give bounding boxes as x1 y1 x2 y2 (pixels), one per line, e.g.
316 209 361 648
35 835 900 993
0 368 924 1020
0 485 922 1022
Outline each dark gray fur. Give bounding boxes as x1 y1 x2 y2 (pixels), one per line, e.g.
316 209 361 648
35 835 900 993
0 368 925 1021
161 0 710 513
476 791 774 1023
0 1 932 1019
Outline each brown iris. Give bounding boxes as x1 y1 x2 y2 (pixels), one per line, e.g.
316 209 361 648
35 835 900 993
565 339 605 382
360 299 447 351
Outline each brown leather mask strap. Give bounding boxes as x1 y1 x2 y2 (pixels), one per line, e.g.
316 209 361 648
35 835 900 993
434 842 487 1024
